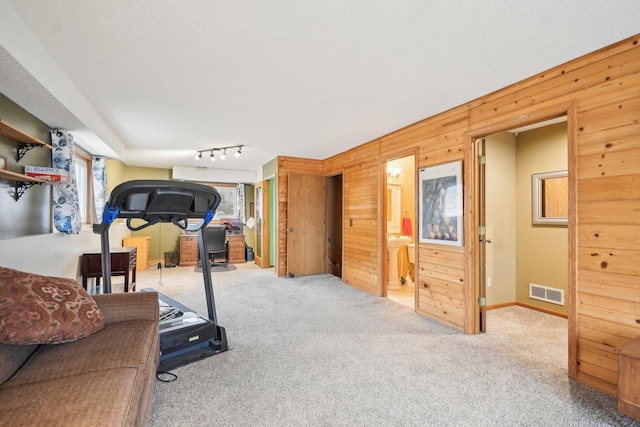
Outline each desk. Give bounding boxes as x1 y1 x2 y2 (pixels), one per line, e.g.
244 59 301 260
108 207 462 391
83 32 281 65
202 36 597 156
82 247 137 292
179 233 246 266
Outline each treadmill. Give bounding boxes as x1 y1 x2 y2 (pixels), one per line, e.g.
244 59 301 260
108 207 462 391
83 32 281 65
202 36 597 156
93 179 231 370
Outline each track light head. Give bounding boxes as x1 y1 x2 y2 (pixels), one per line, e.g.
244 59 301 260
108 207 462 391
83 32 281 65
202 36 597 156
210 152 215 161
220 149 227 160
235 147 242 158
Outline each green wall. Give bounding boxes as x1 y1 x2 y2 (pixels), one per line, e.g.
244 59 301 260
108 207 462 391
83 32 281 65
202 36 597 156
0 93 53 238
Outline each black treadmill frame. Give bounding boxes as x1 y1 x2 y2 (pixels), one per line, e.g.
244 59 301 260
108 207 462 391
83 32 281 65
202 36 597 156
92 179 230 364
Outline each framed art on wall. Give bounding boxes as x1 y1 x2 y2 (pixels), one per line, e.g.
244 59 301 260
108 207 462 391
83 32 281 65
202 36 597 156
418 160 463 246
531 170 568 226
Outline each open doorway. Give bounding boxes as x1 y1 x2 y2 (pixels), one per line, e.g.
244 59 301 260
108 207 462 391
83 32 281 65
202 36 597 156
385 155 416 309
481 117 569 329
326 174 343 278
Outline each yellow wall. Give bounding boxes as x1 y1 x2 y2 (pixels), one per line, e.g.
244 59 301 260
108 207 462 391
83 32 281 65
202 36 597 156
516 123 568 314
485 123 568 315
485 132 517 306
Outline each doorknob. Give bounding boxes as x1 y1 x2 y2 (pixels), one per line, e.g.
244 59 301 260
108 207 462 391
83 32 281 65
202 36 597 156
289 228 294 232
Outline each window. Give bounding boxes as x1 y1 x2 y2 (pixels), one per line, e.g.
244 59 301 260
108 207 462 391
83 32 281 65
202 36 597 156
211 185 238 219
74 147 92 225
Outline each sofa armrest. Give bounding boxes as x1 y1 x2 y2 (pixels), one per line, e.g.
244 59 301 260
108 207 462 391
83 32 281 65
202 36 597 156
92 292 159 325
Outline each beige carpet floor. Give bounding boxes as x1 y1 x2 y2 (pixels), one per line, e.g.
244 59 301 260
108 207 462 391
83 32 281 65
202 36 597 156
130 264 638 427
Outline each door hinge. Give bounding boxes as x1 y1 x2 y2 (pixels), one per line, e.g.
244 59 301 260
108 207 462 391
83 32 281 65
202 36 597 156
478 297 486 307
478 225 486 236
478 155 486 165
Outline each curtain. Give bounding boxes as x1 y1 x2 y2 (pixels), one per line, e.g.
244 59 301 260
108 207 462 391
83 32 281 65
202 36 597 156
92 156 107 223
51 129 81 234
236 183 246 223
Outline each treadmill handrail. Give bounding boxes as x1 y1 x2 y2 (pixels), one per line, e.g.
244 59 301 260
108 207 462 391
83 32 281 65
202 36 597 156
93 180 221 295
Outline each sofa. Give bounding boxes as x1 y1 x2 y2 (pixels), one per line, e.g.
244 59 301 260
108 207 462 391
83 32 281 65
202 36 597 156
0 266 159 426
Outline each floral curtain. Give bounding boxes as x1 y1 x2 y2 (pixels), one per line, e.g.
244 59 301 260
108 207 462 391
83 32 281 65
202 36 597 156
92 156 107 223
51 129 81 234
236 183 245 223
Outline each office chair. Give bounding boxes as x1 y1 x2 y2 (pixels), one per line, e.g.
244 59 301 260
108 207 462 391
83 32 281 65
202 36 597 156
204 226 228 267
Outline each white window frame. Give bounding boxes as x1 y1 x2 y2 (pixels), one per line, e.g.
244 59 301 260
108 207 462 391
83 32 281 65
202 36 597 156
74 147 93 226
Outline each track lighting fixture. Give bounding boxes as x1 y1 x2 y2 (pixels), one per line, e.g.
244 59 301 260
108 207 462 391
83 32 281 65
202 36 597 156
195 144 244 162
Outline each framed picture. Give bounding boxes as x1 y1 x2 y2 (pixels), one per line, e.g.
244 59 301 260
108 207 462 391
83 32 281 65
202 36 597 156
419 160 463 246
0 155 6 170
531 170 568 226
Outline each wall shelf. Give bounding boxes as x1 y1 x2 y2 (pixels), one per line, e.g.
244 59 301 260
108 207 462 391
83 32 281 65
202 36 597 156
0 169 51 201
0 118 53 200
0 118 52 161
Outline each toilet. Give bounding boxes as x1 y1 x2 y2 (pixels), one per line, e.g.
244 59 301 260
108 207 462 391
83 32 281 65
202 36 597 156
406 243 415 285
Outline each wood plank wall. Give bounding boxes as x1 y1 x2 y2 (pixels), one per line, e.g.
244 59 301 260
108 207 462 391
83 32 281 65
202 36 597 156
276 156 323 277
380 105 470 330
324 141 381 294
276 34 639 396
467 35 640 396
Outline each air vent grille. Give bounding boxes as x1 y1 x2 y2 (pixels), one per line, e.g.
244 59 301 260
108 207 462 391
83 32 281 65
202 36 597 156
529 283 564 305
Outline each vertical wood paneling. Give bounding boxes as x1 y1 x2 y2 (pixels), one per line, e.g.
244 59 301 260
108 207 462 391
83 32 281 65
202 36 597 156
336 142 381 294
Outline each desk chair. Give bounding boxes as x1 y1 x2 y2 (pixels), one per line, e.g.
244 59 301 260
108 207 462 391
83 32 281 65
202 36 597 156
204 226 228 267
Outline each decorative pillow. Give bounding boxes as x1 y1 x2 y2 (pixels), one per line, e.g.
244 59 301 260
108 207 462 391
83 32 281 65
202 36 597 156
0 266 105 345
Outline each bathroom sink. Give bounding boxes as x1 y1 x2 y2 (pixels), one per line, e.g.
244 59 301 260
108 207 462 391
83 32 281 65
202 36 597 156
386 235 410 248
386 235 410 290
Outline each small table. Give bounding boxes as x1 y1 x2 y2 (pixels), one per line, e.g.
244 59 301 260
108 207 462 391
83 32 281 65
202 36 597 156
82 247 137 292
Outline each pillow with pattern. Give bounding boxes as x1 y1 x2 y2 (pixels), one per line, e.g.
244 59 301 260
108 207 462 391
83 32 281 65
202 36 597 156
0 266 105 345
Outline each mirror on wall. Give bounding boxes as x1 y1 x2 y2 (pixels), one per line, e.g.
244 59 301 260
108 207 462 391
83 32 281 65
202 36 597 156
387 183 402 234
531 170 568 226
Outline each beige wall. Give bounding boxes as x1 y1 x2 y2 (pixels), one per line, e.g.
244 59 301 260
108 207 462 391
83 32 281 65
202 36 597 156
485 123 568 315
516 122 568 315
485 132 517 306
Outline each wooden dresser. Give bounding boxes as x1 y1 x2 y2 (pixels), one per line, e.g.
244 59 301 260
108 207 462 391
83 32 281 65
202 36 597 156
226 233 246 264
179 234 199 266
179 232 246 265
123 236 151 270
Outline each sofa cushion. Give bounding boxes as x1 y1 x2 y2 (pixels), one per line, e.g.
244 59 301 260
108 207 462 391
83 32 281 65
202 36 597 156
2 319 157 388
0 266 105 345
0 367 146 427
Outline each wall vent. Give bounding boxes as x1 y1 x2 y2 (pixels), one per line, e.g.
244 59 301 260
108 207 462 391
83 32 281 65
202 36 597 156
529 283 564 305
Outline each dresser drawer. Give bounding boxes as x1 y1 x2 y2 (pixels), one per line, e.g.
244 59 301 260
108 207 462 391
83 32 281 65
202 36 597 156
179 235 199 266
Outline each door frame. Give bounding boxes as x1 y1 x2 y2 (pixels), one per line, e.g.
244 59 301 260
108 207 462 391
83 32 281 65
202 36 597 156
254 180 270 268
466 101 577 378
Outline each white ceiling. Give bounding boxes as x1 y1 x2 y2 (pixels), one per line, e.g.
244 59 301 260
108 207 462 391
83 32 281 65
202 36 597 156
1 1 638 177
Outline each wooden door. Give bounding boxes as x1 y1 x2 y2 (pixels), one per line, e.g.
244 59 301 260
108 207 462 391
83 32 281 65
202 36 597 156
254 181 270 268
287 173 326 277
